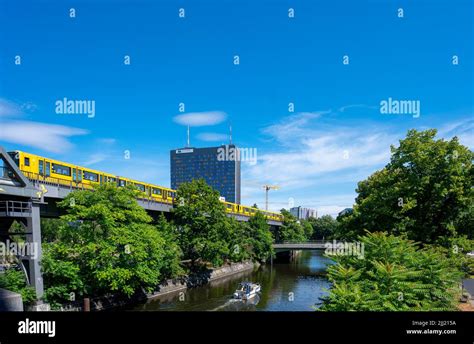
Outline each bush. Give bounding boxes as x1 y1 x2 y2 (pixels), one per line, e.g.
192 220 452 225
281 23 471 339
0 268 36 304
319 232 463 311
41 183 182 306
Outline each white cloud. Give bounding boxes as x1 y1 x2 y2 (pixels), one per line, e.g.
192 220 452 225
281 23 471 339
0 120 88 153
173 111 227 127
248 115 394 189
337 104 378 113
438 117 474 149
82 153 108 166
243 111 473 214
196 132 229 142
262 111 327 146
0 99 23 117
240 111 397 212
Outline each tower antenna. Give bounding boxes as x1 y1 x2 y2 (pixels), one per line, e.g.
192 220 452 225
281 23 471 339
187 125 190 147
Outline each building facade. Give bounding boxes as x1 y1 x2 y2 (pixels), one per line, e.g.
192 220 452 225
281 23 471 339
170 145 241 204
290 206 317 220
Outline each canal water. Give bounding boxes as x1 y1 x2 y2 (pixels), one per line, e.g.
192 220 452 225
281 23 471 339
131 250 332 311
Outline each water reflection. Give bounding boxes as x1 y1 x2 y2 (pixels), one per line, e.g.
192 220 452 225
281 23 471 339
130 250 332 311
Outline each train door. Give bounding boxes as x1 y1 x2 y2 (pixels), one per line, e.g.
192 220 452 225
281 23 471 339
77 169 82 184
45 161 51 178
72 168 82 184
39 159 50 179
162 190 167 202
39 160 44 177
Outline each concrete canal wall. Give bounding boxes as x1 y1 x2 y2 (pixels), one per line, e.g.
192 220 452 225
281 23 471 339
57 261 256 311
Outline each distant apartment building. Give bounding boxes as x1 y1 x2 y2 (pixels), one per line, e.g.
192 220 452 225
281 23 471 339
290 206 317 220
170 145 241 204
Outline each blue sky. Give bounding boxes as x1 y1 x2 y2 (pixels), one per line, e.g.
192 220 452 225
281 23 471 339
0 0 473 216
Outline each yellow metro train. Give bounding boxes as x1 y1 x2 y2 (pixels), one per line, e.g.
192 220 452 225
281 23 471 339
8 150 283 221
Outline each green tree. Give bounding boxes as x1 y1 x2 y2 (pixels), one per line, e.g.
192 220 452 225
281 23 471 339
309 215 338 240
41 183 181 305
155 214 184 278
0 268 36 304
245 211 274 262
222 218 252 262
173 179 231 267
273 209 307 242
301 220 314 240
319 232 463 311
340 129 474 242
435 235 474 277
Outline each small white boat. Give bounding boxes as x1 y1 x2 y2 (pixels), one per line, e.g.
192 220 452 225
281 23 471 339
233 282 261 300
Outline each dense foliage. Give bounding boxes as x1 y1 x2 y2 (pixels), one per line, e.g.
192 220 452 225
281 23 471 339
339 129 473 242
319 232 463 311
173 179 235 266
272 210 311 242
172 179 275 266
38 179 282 307
42 183 182 306
0 268 36 304
244 211 274 262
309 215 338 240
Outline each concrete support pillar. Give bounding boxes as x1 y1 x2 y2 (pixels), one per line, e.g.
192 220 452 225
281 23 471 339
23 202 44 299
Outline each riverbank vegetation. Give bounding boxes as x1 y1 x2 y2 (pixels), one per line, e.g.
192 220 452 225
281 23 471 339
0 268 36 305
320 232 464 311
320 129 474 311
38 178 307 307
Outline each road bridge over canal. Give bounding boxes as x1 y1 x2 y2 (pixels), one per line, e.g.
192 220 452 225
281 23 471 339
273 241 327 252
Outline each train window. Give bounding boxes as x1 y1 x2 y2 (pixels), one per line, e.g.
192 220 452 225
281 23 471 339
52 163 71 176
24 157 30 167
152 188 162 195
77 169 82 181
39 161 44 175
119 179 126 187
83 171 98 182
136 184 145 192
45 162 50 177
108 177 116 183
226 204 232 209
72 169 76 181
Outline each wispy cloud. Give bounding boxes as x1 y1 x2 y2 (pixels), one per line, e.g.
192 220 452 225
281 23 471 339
81 153 108 166
242 110 399 213
437 117 474 149
337 104 378 113
0 98 24 117
196 132 229 142
173 111 227 127
0 120 88 153
262 111 327 146
244 110 473 214
97 138 116 145
0 99 88 153
252 113 395 189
